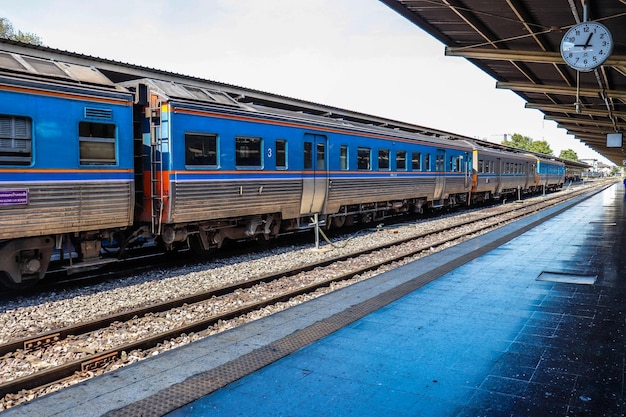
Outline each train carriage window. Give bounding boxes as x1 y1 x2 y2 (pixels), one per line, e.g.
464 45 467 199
316 143 325 170
340 145 348 170
185 133 217 166
79 121 116 165
236 136 262 168
411 152 421 171
450 155 462 172
304 142 313 169
0 115 32 165
378 149 390 170
396 150 406 171
435 154 444 172
276 139 287 169
424 154 431 172
357 147 371 170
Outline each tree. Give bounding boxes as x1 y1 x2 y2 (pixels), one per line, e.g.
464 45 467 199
528 140 553 155
0 17 43 45
502 133 553 156
559 149 579 161
502 133 533 150
610 166 621 176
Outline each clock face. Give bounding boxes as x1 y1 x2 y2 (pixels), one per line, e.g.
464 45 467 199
560 21 613 71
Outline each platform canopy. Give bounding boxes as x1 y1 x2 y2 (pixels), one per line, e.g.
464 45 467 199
380 0 626 166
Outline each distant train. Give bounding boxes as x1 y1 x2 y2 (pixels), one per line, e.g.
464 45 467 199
0 42 564 287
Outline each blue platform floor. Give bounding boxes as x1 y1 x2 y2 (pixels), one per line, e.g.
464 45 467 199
166 183 626 417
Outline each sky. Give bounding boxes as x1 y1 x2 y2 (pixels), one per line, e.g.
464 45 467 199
2 0 612 164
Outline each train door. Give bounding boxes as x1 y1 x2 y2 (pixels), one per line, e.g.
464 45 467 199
495 157 503 195
300 133 328 214
524 161 532 190
463 151 472 189
433 149 446 206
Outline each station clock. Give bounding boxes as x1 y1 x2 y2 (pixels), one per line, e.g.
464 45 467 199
560 21 613 71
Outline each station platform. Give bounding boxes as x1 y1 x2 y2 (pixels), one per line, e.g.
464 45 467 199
4 182 625 417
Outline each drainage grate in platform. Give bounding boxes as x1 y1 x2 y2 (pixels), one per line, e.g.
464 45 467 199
537 271 597 285
589 221 617 226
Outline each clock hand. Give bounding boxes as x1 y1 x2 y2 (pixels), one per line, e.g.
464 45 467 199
574 33 594 48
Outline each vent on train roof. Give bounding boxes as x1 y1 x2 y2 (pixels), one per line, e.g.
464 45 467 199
84 107 113 120
0 52 28 72
21 56 68 78
184 86 236 106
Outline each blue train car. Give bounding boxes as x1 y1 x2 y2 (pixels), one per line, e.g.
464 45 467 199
0 52 135 286
122 78 474 253
529 155 565 191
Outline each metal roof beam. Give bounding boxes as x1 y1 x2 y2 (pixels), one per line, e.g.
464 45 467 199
442 0 499 48
446 47 626 66
557 124 617 134
497 81 626 101
505 0 548 51
545 115 625 128
567 131 608 140
526 103 626 118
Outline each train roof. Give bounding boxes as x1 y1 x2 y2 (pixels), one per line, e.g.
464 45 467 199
120 77 475 149
0 48 128 93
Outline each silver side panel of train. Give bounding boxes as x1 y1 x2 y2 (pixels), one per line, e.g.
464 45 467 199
326 176 470 213
168 180 302 223
0 181 134 239
168 175 472 225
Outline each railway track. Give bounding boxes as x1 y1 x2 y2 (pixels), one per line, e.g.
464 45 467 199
0 180 614 408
